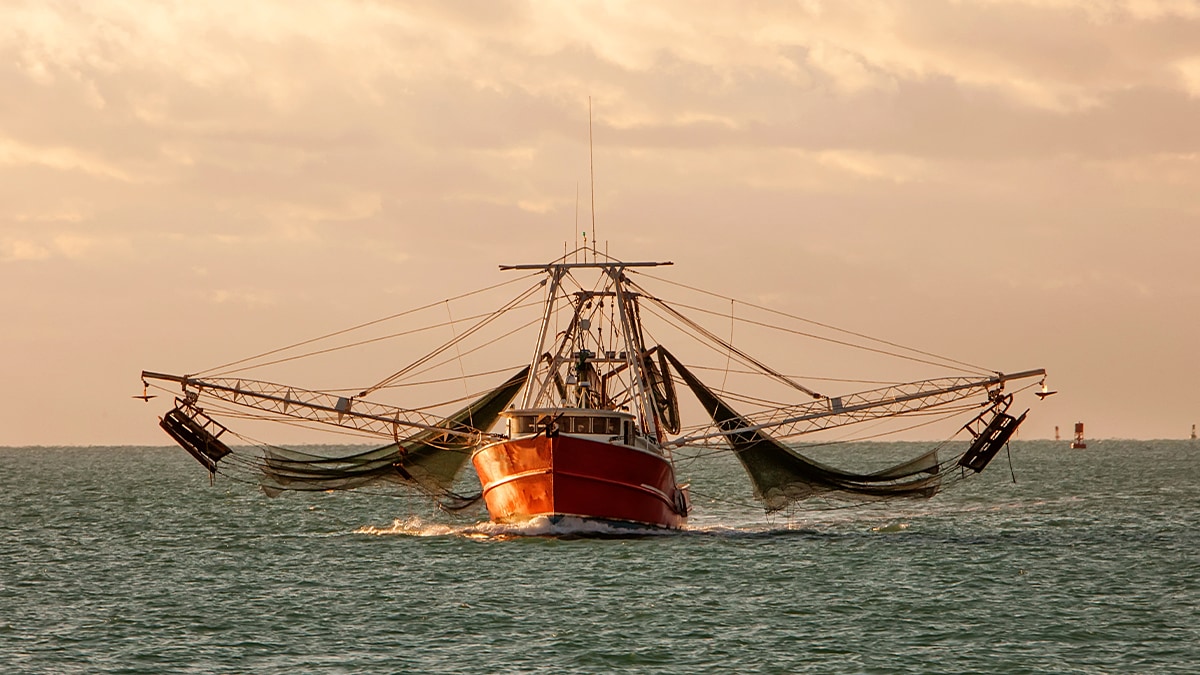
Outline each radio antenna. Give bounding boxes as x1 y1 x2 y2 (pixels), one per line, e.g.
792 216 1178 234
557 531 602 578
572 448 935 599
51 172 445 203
589 96 597 259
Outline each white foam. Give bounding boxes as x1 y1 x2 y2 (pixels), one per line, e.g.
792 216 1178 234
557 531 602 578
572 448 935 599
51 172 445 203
355 515 679 539
354 515 857 539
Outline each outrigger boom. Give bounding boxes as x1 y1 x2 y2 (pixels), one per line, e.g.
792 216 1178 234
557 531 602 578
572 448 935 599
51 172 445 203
140 250 1050 526
665 368 1046 448
140 370 501 442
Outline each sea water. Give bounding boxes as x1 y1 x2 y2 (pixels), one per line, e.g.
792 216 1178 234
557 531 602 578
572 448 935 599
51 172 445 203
1 440 1196 674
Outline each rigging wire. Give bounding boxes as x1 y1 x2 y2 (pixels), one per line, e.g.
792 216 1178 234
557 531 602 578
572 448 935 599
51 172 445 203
686 364 901 387
670 400 976 464
445 300 470 397
197 368 516 434
373 365 526 391
636 295 818 397
196 270 542 377
631 269 994 376
657 296 989 377
385 316 541 394
213 300 543 378
360 278 546 396
784 402 984 447
720 298 734 392
634 287 821 398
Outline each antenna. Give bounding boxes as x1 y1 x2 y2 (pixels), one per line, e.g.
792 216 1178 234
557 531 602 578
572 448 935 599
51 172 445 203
589 96 597 260
575 182 579 263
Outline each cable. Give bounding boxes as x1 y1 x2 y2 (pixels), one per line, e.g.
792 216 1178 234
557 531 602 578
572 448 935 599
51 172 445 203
213 300 543 378
631 270 993 375
197 271 541 376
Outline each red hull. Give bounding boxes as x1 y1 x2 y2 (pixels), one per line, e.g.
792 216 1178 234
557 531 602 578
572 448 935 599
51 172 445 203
472 435 687 530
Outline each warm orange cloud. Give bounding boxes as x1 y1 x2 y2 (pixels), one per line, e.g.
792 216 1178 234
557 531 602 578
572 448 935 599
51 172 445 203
2 0 1198 443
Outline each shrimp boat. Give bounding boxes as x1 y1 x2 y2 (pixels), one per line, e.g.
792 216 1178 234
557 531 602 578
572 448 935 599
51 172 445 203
141 249 1047 530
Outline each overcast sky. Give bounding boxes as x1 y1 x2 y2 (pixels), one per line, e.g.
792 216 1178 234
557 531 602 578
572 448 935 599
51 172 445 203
3 0 1199 445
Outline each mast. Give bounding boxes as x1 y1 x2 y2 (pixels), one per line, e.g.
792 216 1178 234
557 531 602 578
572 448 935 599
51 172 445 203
519 265 566 407
607 264 657 438
500 258 673 432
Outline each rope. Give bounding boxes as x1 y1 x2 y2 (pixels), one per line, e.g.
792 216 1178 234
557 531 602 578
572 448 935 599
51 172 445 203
636 292 822 398
658 296 988 377
445 300 469 397
213 300 543 378
197 271 541 376
631 270 993 376
720 299 733 392
384 316 541 390
687 364 901 387
360 278 545 396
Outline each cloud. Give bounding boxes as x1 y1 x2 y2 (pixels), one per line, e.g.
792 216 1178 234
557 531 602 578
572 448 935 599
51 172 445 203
1 0 1199 442
807 41 898 95
0 231 133 263
52 233 97 259
1 238 51 262
0 138 141 182
1177 56 1200 96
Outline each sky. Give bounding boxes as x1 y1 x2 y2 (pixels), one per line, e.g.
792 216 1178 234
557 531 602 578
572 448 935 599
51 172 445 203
2 0 1199 446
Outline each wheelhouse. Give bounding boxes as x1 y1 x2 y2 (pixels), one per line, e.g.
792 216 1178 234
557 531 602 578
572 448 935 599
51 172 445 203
503 408 637 445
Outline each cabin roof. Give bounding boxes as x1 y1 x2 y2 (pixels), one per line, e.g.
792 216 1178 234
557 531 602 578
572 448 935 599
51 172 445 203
502 408 634 419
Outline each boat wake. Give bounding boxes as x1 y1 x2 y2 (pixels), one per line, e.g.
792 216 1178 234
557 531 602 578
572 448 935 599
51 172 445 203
356 516 677 539
353 516 905 540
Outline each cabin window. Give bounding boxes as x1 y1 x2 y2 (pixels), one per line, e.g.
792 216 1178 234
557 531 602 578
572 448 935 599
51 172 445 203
554 416 624 434
513 414 624 436
514 416 538 435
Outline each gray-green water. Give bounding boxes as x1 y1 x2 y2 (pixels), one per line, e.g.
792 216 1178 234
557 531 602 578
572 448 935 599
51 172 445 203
2 441 1196 673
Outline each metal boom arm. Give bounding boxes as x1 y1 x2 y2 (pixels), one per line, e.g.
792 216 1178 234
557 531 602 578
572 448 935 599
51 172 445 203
141 371 500 441
663 359 1045 447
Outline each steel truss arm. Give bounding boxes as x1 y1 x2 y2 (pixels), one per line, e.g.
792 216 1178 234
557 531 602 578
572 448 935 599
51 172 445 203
142 371 498 441
664 366 1045 447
